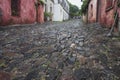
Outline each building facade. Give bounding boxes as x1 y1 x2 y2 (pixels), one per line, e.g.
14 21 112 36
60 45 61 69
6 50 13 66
44 0 54 21
53 0 69 21
0 0 44 26
86 0 120 32
87 0 97 23
87 0 120 32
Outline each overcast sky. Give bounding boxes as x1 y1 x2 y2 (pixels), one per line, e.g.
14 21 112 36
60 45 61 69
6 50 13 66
68 0 82 9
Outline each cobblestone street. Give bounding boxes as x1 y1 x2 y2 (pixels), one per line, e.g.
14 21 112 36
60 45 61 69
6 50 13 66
0 19 120 80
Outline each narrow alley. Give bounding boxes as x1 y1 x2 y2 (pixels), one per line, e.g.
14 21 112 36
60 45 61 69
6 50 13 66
0 19 120 80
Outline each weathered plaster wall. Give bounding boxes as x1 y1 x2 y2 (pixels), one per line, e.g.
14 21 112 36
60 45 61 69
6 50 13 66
99 0 116 28
98 0 107 27
82 14 88 23
0 0 44 25
88 0 119 28
18 0 36 24
0 0 11 25
37 5 44 23
88 0 97 23
0 0 36 25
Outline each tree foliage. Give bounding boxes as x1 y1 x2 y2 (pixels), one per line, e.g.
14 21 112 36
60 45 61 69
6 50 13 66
68 1 80 18
80 0 89 14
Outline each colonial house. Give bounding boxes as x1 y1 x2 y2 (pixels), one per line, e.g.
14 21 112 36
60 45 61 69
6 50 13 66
85 0 120 33
53 0 69 21
0 0 45 26
44 0 54 21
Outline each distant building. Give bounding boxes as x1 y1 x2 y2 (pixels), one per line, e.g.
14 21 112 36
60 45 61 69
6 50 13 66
0 0 45 26
53 0 69 21
44 0 54 21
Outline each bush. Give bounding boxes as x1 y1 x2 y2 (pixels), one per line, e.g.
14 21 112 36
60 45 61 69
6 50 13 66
44 12 53 17
81 0 89 14
38 0 45 5
44 12 53 21
35 0 45 6
68 2 80 18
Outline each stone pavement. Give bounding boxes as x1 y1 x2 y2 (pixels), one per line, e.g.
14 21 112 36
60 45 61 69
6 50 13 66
0 19 120 80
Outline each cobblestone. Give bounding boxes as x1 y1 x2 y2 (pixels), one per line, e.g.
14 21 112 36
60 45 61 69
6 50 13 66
0 19 120 80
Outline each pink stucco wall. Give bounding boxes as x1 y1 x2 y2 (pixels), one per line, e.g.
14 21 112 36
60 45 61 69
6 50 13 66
0 0 11 25
98 0 107 27
37 5 44 24
0 0 44 26
88 0 97 23
98 0 116 28
88 0 119 28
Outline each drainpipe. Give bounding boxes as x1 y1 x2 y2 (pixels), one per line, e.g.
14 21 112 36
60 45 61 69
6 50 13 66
107 12 118 36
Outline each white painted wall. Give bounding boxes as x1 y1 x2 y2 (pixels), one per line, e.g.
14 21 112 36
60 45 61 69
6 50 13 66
63 10 69 20
53 4 63 21
54 0 58 4
53 0 69 21
45 0 54 13
44 0 54 20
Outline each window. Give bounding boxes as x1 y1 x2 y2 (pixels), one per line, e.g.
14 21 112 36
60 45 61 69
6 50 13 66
106 0 113 10
50 4 52 13
11 0 20 16
45 4 47 12
58 0 60 3
90 4 93 17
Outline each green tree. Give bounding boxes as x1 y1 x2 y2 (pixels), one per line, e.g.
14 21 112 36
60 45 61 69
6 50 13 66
80 0 89 14
68 1 80 18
